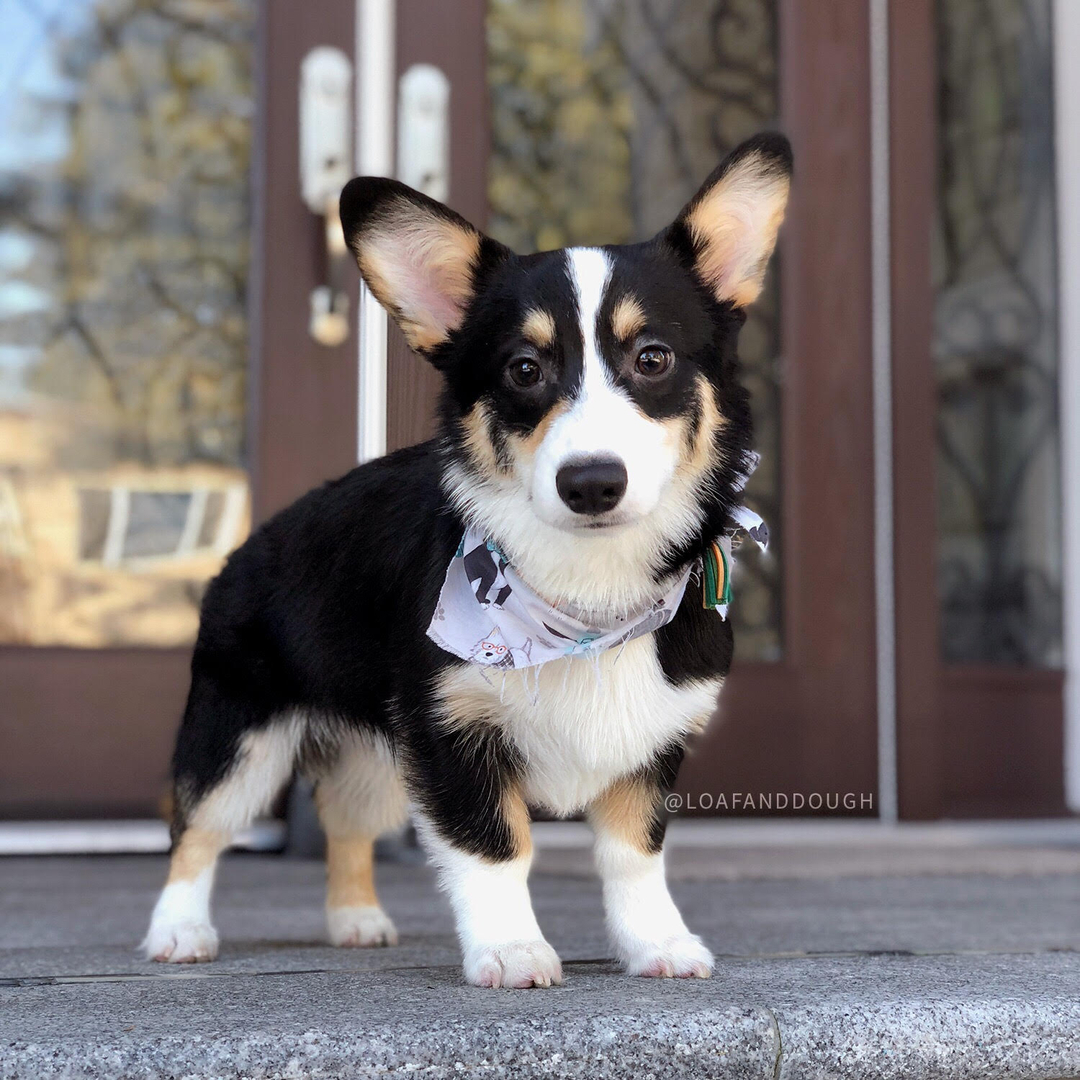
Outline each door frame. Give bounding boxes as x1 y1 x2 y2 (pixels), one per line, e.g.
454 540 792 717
1055 0 1080 812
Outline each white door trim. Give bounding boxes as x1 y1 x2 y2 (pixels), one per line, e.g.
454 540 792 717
1053 0 1080 810
355 0 396 463
870 0 898 823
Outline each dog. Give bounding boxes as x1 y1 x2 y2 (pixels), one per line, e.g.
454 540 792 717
142 132 791 988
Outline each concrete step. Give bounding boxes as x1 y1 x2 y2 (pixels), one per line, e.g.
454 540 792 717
3 825 1080 1078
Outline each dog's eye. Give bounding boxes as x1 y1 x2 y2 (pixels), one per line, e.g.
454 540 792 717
506 357 543 388
635 346 673 378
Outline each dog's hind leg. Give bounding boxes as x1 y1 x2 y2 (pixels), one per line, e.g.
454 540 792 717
143 825 230 963
143 676 303 963
314 730 408 947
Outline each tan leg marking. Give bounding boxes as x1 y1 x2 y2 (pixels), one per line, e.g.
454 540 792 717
589 777 662 855
167 828 229 884
500 787 534 863
314 734 404 948
591 778 712 979
144 827 228 962
326 835 379 911
322 832 398 946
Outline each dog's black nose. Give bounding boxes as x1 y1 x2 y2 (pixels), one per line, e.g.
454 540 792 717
556 458 628 515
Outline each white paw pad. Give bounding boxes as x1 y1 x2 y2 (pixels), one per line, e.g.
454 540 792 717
465 939 563 989
327 905 398 947
142 921 219 964
624 933 713 979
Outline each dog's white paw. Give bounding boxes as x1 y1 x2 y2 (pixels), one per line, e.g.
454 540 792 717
327 904 398 947
622 933 713 979
142 920 219 964
464 939 563 988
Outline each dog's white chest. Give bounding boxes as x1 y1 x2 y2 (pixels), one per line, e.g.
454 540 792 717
436 635 720 815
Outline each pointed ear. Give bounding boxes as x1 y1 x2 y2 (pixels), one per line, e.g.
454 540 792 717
667 132 792 308
339 177 511 356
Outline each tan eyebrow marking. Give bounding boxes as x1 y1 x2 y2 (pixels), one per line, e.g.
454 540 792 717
521 308 556 347
611 294 647 341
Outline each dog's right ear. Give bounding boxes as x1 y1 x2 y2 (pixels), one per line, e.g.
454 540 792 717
340 177 512 359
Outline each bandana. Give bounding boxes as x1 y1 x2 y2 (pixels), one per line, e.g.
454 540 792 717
427 506 768 671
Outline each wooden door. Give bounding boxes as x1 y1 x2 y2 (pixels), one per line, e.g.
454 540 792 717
891 0 1066 818
387 0 880 814
0 1 359 818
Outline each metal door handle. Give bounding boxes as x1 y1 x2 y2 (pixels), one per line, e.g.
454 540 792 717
397 63 449 200
300 46 354 347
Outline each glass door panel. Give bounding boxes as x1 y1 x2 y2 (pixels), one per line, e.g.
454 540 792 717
933 0 1062 668
0 0 255 648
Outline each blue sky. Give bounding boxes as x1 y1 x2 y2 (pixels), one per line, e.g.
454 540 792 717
0 0 94 403
0 0 92 171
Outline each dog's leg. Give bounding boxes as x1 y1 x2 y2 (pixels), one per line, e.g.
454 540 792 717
588 768 713 979
315 731 408 947
415 794 560 988
142 826 229 963
409 729 560 988
143 699 302 963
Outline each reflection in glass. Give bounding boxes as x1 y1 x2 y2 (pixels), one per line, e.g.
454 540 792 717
488 0 782 659
933 0 1062 665
0 0 254 647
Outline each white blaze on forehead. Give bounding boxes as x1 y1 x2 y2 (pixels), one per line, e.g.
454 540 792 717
567 246 613 400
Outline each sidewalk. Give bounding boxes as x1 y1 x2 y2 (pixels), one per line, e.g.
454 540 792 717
3 821 1080 1079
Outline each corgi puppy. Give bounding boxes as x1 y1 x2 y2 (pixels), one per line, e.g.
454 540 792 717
142 133 792 988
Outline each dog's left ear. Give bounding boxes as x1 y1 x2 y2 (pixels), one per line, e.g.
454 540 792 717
665 132 792 309
340 177 512 359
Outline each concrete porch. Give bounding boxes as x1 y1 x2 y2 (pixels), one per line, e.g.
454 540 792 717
3 820 1080 1079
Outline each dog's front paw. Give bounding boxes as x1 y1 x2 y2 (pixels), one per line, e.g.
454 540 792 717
142 920 219 964
621 933 713 979
464 939 563 988
327 905 398 947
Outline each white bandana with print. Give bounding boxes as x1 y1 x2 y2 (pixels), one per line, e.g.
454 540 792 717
427 507 767 671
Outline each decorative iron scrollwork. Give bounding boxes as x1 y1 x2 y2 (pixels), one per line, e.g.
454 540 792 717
934 0 1062 666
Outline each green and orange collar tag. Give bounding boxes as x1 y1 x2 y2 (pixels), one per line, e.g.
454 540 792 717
702 505 768 619
702 537 734 614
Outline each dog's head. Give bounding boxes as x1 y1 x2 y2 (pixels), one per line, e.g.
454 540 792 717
341 133 790 570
